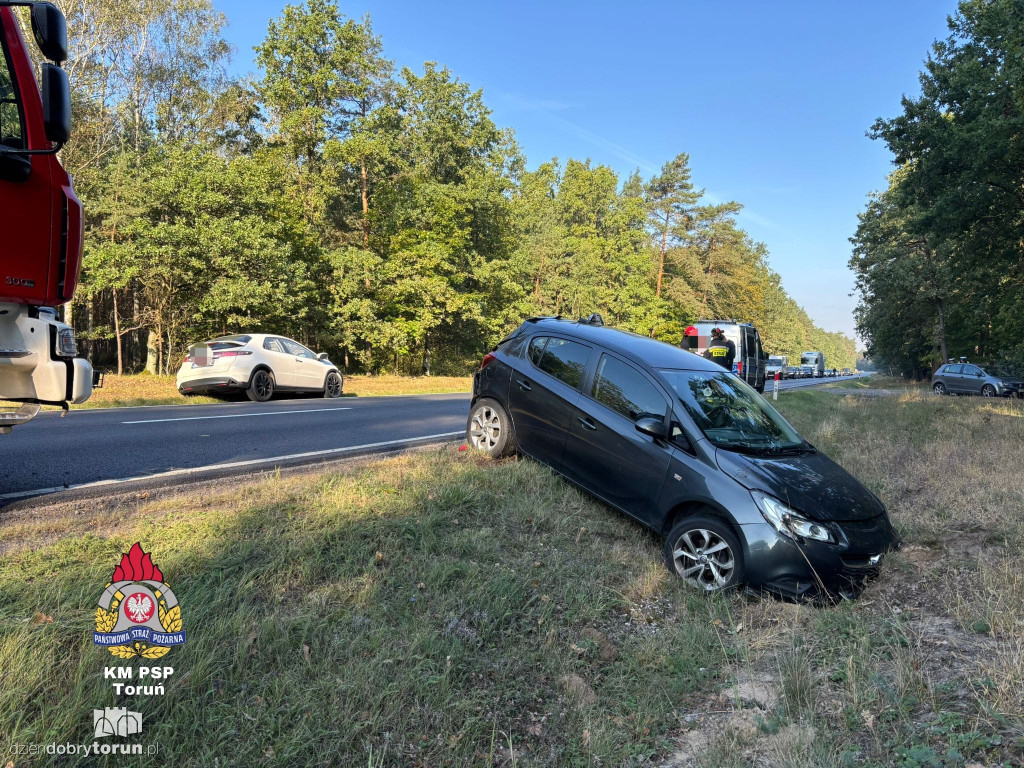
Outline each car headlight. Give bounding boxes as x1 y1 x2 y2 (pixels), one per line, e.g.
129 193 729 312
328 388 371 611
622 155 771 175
56 326 78 357
751 491 833 543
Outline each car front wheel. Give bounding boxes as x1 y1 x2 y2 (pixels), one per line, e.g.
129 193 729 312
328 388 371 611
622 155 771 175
664 515 744 592
323 371 343 398
933 381 946 395
981 384 996 397
466 398 515 458
247 369 275 402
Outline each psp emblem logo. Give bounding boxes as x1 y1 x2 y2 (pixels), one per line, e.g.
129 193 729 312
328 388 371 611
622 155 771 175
93 707 142 738
93 543 186 659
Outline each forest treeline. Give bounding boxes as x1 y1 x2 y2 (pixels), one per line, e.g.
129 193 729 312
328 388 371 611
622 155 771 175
851 0 1024 379
49 0 856 375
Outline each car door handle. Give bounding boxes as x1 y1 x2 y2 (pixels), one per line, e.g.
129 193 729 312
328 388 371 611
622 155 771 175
577 416 597 431
516 378 532 391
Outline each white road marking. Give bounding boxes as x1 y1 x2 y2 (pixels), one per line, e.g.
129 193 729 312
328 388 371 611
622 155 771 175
122 407 352 424
0 431 464 500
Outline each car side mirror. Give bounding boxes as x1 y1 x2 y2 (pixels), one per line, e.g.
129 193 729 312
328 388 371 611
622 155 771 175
635 416 668 439
31 2 68 63
975 372 982 377
318 352 329 361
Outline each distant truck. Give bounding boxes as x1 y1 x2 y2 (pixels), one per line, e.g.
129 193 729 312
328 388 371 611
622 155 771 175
682 320 767 393
800 351 826 378
766 355 788 379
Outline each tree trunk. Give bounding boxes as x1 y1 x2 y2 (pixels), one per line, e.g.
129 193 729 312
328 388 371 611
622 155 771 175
935 297 948 366
361 160 370 248
656 213 669 298
113 288 124 375
145 329 159 374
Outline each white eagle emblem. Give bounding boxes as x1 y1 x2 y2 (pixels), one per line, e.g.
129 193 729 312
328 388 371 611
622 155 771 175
126 594 154 623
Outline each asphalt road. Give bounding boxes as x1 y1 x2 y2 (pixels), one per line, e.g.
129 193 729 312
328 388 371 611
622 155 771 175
1 373 869 502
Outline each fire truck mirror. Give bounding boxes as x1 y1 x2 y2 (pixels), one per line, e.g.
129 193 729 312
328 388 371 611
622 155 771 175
30 3 67 64
40 63 70 144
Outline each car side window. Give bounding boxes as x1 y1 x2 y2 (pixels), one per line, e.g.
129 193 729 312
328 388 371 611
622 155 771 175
963 365 981 376
944 365 962 374
264 338 285 353
504 335 528 359
533 337 590 389
528 336 548 366
283 339 316 358
591 354 667 422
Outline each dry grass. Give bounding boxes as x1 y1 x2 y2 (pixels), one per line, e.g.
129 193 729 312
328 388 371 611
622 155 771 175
1 386 1022 766
63 373 471 409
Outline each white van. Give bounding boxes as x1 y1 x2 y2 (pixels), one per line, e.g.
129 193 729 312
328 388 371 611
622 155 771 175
682 321 767 393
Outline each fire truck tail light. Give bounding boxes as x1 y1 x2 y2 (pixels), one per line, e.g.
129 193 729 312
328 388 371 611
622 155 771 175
56 326 77 357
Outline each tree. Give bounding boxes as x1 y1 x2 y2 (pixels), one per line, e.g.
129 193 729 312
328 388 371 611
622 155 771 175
645 153 700 299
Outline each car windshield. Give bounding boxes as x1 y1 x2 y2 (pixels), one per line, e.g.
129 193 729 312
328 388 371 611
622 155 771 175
768 357 785 365
658 369 808 454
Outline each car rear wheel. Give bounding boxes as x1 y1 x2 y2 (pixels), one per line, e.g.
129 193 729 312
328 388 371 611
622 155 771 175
247 369 275 402
932 381 947 395
664 516 744 592
466 398 515 458
981 384 996 397
323 371 343 398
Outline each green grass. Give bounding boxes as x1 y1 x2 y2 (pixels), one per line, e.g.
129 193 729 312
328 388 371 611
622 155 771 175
0 455 730 766
2 387 1023 766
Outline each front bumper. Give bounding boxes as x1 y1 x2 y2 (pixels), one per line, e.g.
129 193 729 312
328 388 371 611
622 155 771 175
741 515 900 600
0 304 92 407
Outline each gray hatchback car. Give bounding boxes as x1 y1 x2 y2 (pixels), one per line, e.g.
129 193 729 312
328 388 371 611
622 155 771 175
932 363 1024 397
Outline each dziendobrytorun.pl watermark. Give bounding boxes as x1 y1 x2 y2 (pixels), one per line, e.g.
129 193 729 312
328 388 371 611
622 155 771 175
8 742 160 757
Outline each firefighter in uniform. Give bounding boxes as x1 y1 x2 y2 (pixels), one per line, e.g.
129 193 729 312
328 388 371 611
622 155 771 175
704 327 735 371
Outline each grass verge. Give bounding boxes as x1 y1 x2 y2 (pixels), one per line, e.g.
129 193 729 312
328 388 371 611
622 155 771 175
1 386 1022 766
3 373 473 410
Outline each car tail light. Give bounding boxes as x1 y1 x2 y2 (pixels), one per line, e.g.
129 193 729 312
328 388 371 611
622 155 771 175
480 353 497 370
214 350 253 358
736 361 743 375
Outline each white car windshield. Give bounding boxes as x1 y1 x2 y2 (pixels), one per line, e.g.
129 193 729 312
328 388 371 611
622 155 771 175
658 369 808 455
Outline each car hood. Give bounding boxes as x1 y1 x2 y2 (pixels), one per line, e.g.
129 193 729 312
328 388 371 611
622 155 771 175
715 447 886 522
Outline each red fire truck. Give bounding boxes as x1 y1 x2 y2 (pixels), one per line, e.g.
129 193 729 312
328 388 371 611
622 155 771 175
0 1 92 432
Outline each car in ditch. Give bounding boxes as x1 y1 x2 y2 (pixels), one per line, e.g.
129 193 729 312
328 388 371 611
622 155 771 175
176 334 343 401
466 316 899 600
931 362 1023 398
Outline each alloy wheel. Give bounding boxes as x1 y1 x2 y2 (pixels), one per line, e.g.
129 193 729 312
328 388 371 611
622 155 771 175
982 384 995 397
469 405 501 451
252 371 272 399
325 372 342 397
671 528 736 591
933 382 946 395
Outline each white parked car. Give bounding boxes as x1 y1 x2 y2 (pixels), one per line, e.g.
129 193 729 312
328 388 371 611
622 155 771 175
176 334 343 402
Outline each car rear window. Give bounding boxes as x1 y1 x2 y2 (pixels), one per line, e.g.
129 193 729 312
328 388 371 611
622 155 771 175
209 335 251 350
530 336 590 389
943 365 963 374
592 355 666 422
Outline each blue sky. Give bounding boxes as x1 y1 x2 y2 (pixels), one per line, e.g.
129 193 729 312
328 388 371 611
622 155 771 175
213 0 959 341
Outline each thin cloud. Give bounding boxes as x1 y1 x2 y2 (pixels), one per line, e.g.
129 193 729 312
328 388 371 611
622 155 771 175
495 90 659 173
